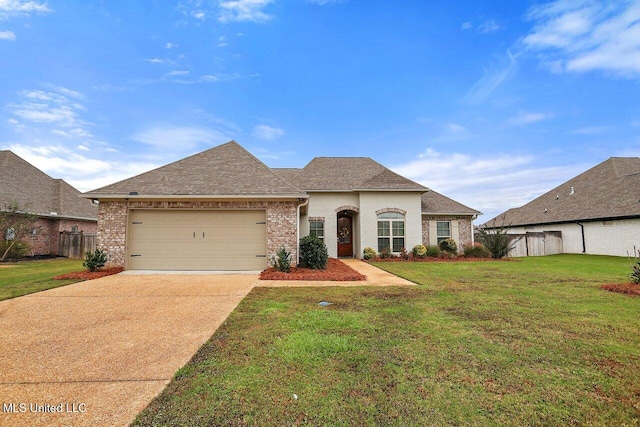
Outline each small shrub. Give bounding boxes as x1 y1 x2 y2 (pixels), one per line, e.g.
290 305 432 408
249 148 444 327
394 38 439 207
438 238 458 254
412 245 427 259
400 247 410 260
379 247 394 259
83 249 108 272
270 246 292 273
438 250 456 259
477 228 515 259
426 245 440 257
629 248 640 285
463 242 491 258
363 247 377 260
299 235 328 270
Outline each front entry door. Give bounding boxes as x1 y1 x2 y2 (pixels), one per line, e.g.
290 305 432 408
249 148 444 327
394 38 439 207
337 216 352 257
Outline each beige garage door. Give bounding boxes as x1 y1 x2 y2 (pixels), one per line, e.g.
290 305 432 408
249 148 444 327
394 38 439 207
128 210 267 270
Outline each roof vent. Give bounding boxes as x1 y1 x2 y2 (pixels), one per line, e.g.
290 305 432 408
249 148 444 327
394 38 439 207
556 194 559 200
544 208 548 213
129 191 138 196
50 212 58 216
570 186 575 195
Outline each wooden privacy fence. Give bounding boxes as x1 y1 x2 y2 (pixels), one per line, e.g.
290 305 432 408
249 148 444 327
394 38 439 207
507 231 563 257
58 231 96 259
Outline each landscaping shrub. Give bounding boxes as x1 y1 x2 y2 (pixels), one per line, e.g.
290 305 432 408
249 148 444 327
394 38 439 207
426 245 440 257
412 245 427 259
400 247 410 260
438 238 458 254
299 235 328 270
629 249 640 285
463 242 491 258
438 250 456 259
363 247 377 260
83 249 107 272
476 228 515 259
379 247 394 259
270 246 292 273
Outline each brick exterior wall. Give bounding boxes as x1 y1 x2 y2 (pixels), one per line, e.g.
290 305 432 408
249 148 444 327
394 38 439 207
96 200 300 269
422 215 474 252
2 216 97 257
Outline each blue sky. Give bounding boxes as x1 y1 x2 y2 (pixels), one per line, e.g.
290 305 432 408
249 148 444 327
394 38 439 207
1 0 639 220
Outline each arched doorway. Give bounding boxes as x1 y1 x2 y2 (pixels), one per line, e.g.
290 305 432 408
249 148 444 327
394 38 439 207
337 210 354 257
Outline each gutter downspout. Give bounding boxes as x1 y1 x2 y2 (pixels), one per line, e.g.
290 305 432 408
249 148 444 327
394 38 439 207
296 198 310 265
576 222 586 253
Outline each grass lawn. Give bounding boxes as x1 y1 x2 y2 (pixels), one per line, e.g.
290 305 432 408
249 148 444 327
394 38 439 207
133 254 640 426
0 258 84 301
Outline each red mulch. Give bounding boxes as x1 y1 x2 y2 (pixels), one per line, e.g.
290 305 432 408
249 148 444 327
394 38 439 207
601 283 640 297
53 267 124 280
370 257 516 262
260 258 366 281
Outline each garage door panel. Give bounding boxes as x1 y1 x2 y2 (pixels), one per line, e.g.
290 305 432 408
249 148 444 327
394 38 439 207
128 210 267 270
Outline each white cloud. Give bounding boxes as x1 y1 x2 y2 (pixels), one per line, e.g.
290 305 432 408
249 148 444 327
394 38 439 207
10 88 87 129
523 0 640 78
478 19 501 34
131 125 232 151
167 70 190 76
218 0 273 23
165 42 176 49
568 125 611 135
446 122 465 133
463 50 518 104
0 30 15 39
308 0 342 5
392 147 589 221
461 21 472 30
508 111 552 125
0 0 51 18
252 124 284 140
145 58 163 64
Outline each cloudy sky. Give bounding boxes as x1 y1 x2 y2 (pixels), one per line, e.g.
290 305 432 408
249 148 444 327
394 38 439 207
1 0 639 220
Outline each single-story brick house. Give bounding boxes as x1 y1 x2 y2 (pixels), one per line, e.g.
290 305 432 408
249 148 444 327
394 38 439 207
84 141 480 270
0 150 98 256
483 157 640 257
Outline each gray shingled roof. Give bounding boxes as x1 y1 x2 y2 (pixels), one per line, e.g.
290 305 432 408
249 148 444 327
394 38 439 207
421 190 481 216
484 157 640 228
0 150 98 220
278 157 427 191
85 141 305 197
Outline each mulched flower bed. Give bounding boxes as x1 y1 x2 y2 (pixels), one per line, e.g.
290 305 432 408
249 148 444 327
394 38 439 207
260 258 366 281
369 257 516 262
601 283 640 297
53 267 124 280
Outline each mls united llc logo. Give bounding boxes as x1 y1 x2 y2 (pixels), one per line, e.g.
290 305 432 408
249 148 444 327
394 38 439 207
3 402 87 413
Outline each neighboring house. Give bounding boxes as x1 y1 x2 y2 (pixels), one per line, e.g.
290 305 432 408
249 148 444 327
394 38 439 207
483 157 640 257
84 141 480 270
0 150 98 256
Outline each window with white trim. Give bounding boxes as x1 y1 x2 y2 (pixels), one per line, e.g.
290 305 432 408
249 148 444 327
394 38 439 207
436 221 450 244
377 212 405 252
309 220 324 240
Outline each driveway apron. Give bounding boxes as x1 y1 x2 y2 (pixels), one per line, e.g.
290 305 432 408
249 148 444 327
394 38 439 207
0 273 256 427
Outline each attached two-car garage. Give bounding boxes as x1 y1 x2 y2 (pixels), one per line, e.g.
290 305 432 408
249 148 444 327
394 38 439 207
127 210 267 271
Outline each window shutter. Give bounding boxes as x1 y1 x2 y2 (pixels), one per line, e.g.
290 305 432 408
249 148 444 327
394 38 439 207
451 220 459 245
428 221 437 246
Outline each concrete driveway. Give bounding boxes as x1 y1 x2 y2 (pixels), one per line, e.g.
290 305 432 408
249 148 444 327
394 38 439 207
0 273 257 427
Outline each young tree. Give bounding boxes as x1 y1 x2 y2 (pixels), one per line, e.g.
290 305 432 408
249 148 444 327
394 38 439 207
0 202 42 261
476 214 516 259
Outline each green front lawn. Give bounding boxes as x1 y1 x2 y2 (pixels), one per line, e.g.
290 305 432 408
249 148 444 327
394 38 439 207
0 258 85 301
133 254 640 426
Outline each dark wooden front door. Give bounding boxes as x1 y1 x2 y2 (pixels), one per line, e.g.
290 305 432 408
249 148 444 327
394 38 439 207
337 216 352 257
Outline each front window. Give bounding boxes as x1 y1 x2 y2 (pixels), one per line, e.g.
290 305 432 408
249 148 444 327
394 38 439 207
309 220 324 241
377 212 405 252
436 221 450 243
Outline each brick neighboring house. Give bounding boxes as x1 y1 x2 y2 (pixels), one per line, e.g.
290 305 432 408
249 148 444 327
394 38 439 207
84 141 481 271
1 150 98 256
483 157 640 257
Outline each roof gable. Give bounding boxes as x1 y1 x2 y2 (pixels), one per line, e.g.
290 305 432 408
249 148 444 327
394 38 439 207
484 157 640 227
294 157 427 192
421 190 481 215
86 141 304 197
0 150 98 219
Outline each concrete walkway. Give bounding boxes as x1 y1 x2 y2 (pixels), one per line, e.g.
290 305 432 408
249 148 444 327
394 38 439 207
257 258 416 287
0 274 257 427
